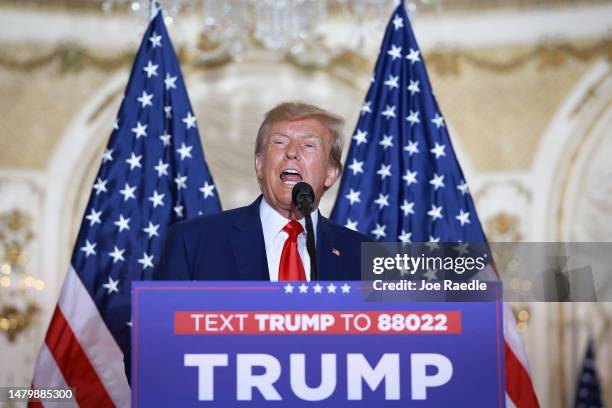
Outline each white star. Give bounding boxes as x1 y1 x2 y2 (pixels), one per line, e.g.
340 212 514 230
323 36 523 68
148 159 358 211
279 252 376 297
381 105 396 119
313 284 323 294
424 269 438 280
432 113 445 129
299 284 308 294
108 246 125 264
426 236 440 251
430 142 446 159
159 131 171 146
164 105 172 118
392 15 403 30
131 121 148 138
401 200 415 216
143 221 160 238
137 90 153 108
360 101 372 115
379 134 394 150
457 180 469 195
126 320 132 327
340 283 351 293
430 173 445 190
113 119 119 130
85 208 102 226
371 223 387 240
456 209 471 226
398 230 412 243
174 174 188 190
149 31 162 48
345 219 358 231
102 276 120 294
406 48 421 64
164 73 177 90
387 44 402 60
176 143 193 160
114 214 131 232
353 129 367 145
345 189 361 205
406 110 420 126
374 193 389 209
402 169 418 186
80 240 96 257
182 112 197 129
377 163 392 180
154 159 169 177
126 152 143 170
326 283 337 293
384 74 399 90
148 190 165 208
102 148 113 163
138 252 155 270
143 60 159 78
173 204 184 218
407 80 420 95
454 243 470 256
404 140 419 155
92 178 107 195
119 183 136 201
348 159 364 175
199 181 216 198
427 204 443 221
283 283 294 293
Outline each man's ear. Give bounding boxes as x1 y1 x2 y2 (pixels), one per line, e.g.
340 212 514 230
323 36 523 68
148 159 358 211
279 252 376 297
255 153 263 180
324 165 340 188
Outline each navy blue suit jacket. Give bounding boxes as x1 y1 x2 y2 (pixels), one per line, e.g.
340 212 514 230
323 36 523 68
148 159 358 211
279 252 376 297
154 195 369 281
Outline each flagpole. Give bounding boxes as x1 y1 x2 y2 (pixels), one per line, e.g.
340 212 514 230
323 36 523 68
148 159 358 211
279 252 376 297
150 0 161 20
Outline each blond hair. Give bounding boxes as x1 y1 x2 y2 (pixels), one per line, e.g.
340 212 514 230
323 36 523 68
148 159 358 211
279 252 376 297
255 101 344 173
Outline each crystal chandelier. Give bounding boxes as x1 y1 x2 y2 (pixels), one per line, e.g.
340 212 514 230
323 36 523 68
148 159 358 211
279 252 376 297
101 0 441 61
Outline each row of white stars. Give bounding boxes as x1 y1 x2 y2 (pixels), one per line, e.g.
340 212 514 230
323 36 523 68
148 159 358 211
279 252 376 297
343 207 471 240
283 283 351 294
119 111 196 141
90 178 215 206
357 105 445 129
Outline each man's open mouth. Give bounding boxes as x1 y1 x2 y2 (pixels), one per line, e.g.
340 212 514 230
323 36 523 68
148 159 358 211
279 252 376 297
280 168 303 186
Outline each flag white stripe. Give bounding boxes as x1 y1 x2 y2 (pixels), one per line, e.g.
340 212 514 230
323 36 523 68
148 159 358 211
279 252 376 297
31 343 79 408
57 266 131 407
503 303 531 374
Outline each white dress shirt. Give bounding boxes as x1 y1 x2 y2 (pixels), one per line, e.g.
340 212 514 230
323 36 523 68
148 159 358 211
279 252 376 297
259 197 318 281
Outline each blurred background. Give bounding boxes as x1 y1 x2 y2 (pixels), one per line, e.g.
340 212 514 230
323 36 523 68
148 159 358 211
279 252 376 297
0 0 611 406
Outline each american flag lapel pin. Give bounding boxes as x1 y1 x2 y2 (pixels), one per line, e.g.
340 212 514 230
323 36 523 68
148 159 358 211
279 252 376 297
332 248 341 256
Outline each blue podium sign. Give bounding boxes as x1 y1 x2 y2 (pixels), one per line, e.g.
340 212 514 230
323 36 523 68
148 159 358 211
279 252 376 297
132 281 504 407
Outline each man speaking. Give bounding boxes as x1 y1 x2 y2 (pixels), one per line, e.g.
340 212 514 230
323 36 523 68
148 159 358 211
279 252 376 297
154 101 368 282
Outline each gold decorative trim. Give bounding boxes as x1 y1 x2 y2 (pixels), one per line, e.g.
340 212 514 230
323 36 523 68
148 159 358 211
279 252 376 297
1 38 610 76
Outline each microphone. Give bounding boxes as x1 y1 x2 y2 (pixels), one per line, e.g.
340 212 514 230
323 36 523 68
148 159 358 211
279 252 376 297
291 182 318 281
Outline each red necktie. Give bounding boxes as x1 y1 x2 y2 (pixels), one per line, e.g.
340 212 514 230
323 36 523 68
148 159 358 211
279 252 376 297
278 220 306 281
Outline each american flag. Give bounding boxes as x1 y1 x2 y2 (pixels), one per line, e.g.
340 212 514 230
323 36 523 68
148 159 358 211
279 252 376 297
30 9 221 407
573 339 603 408
330 2 539 407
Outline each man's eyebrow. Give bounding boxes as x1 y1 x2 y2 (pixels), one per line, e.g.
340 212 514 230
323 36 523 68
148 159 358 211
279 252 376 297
270 131 321 139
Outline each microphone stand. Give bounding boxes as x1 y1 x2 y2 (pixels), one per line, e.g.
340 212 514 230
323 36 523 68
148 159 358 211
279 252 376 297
303 210 318 281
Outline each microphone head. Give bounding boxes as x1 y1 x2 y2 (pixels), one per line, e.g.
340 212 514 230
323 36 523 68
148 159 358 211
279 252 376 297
292 182 315 213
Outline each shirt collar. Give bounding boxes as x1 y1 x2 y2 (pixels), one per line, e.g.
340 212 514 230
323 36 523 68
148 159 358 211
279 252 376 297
259 196 318 238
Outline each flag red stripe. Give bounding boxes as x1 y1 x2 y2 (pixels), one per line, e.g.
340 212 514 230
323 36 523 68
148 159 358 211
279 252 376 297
505 341 539 408
45 306 115 407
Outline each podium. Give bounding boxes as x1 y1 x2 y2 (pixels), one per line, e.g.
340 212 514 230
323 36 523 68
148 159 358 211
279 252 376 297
132 281 505 407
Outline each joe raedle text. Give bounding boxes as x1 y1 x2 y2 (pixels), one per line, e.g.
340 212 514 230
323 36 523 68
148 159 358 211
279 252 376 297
372 279 488 292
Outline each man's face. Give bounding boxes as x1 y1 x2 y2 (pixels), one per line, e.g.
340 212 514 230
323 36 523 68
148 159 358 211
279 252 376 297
255 117 339 218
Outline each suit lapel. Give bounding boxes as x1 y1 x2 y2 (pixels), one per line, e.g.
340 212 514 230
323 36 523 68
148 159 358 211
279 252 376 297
229 196 270 280
316 216 343 280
